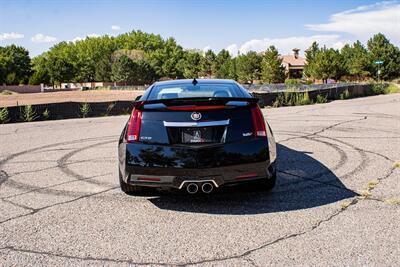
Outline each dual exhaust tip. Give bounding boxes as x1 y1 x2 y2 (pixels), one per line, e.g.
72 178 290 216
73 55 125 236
186 182 214 194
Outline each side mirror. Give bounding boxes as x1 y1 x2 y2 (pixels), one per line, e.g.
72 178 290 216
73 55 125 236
135 95 142 101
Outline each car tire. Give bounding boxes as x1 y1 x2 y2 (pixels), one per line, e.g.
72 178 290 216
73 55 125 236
119 169 144 194
255 169 276 191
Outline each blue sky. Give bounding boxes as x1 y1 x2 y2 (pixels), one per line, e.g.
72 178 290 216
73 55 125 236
1 0 399 57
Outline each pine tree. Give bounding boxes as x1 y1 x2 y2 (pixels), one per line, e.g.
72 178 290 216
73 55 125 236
261 46 285 83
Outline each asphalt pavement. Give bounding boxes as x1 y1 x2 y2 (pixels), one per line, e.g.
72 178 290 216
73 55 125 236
0 94 399 266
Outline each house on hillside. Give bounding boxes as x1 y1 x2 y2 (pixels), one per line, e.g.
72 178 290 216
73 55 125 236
281 48 306 79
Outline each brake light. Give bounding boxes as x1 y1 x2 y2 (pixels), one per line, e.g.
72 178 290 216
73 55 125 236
251 105 267 137
126 108 142 142
167 105 226 111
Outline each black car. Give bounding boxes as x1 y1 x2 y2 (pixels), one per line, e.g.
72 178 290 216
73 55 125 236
118 79 277 194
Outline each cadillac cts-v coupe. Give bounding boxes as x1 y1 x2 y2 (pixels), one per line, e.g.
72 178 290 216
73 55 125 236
118 79 276 194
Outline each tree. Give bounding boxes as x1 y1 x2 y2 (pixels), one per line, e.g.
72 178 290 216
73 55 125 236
261 46 285 83
46 54 75 86
308 47 344 83
182 51 202 78
367 33 400 80
111 55 136 84
304 42 319 79
0 45 32 84
341 41 371 80
95 55 112 82
111 55 155 85
200 49 216 77
236 51 262 84
214 49 234 79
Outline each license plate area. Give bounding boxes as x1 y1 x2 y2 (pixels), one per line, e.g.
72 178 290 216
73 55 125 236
167 126 226 144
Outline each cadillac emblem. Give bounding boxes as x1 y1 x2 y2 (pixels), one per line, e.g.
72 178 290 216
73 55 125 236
191 112 202 121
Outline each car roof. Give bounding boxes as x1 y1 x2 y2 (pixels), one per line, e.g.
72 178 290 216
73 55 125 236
153 79 237 86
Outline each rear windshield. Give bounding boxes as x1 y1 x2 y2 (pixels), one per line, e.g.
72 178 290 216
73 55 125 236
147 83 247 100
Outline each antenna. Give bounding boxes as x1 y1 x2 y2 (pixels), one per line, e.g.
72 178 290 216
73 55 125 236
192 78 198 85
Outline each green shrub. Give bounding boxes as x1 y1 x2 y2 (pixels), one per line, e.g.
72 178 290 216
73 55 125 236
285 79 300 85
80 103 91 118
296 91 312 105
315 94 327 103
0 107 10 124
42 109 50 120
273 90 311 107
372 83 387 95
20 105 39 122
305 80 313 85
384 84 400 94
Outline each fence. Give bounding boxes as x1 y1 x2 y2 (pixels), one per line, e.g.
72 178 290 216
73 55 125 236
250 84 373 107
2 83 373 123
0 85 42 94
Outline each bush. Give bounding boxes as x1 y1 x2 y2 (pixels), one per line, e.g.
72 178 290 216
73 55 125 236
0 107 10 124
371 83 387 95
315 94 327 103
42 109 50 120
284 79 300 85
20 105 39 122
384 84 400 94
80 103 91 118
273 90 312 107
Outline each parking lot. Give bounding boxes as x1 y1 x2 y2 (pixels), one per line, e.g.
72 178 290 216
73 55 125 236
0 94 399 266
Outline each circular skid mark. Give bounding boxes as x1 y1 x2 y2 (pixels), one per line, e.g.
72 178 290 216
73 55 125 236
56 139 116 187
1 131 366 203
0 137 118 199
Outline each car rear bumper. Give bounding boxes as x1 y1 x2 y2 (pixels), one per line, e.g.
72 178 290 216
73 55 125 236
120 139 275 189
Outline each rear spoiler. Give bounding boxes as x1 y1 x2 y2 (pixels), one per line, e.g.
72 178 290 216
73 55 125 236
133 97 259 109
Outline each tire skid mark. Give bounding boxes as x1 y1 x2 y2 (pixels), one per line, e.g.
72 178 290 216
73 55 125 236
0 186 118 225
1 172 113 200
56 140 116 186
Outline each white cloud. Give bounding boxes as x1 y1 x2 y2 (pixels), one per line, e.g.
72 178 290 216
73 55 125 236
226 35 347 56
111 25 121 31
224 1 400 56
70 33 100 42
307 1 400 43
0 32 24 41
31 33 57 43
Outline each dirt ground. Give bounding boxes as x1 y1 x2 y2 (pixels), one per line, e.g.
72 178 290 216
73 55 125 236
0 90 144 107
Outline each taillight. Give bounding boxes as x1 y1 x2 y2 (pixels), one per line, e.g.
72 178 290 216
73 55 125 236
126 108 142 142
251 105 267 137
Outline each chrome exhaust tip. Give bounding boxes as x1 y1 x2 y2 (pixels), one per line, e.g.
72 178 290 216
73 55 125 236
186 183 199 194
201 182 214 194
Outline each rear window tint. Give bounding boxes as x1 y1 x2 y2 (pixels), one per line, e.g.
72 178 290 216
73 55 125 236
147 83 246 100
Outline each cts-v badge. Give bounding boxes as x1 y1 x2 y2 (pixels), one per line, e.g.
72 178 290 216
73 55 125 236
191 112 202 121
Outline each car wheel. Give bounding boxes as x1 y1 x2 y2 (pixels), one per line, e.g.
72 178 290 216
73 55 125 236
254 170 276 191
119 169 144 194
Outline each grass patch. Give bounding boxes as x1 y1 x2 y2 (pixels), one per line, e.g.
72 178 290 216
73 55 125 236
385 198 400 205
384 84 400 94
360 190 372 198
0 90 15 95
367 180 379 190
